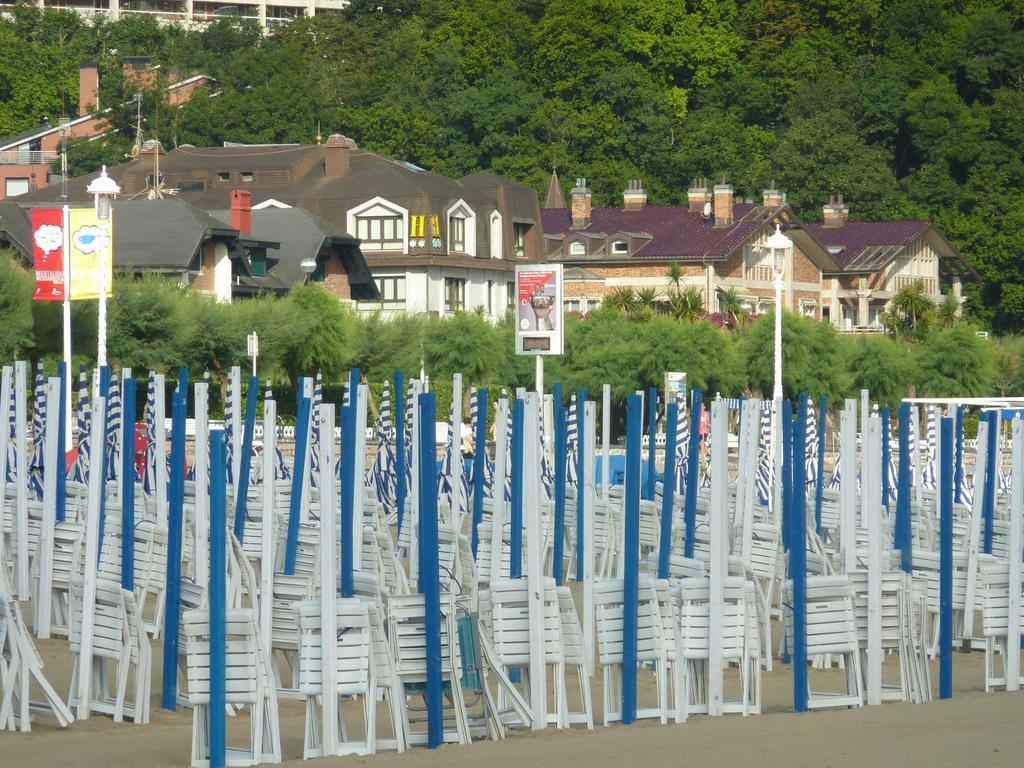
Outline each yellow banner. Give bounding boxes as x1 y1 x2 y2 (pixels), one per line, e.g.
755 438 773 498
67 207 113 300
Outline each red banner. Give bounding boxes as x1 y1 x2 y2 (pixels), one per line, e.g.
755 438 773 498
31 208 65 301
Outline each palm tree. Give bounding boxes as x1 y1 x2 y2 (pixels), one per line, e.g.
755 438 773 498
890 281 934 333
605 286 637 315
936 292 960 328
668 285 705 322
666 262 684 295
717 286 746 327
634 287 660 319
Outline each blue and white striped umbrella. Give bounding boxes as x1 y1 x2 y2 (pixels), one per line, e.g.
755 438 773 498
224 372 237 486
4 379 16 485
263 379 290 481
142 374 156 493
921 406 938 490
805 399 818 487
309 370 323 489
756 401 773 504
699 404 711 488
674 390 689 495
27 363 46 498
378 379 393 440
69 366 91 483
105 371 121 481
565 392 578 487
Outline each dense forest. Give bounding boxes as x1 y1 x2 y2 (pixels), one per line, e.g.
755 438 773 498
1 3 1023 330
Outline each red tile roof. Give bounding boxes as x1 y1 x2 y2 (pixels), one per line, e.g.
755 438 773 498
541 203 763 261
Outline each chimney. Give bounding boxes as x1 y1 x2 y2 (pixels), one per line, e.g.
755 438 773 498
138 138 165 158
79 62 99 116
823 194 849 227
231 189 252 234
571 178 591 229
622 179 646 211
123 56 155 90
762 181 785 208
687 177 711 213
324 133 357 178
713 178 733 227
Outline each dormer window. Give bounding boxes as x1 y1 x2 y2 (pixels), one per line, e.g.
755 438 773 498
569 241 586 256
217 172 230 181
241 171 254 182
348 198 408 253
611 240 628 255
446 200 476 256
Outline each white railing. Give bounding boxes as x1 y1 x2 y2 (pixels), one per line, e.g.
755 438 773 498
0 150 59 165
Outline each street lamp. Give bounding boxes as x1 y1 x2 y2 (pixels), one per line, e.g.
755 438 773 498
761 223 793 523
300 256 317 281
86 165 120 370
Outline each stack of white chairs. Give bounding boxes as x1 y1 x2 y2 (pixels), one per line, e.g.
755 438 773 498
386 591 470 746
68 577 151 723
798 575 864 709
295 597 405 757
183 607 280 768
979 558 1024 692
31 520 83 637
594 577 668 725
0 589 73 731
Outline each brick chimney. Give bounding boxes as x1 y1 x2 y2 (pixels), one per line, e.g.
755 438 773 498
324 133 357 178
713 179 733 227
231 189 252 234
762 181 785 208
79 62 99 116
571 178 591 229
623 178 646 211
823 194 848 227
123 56 155 90
687 178 711 213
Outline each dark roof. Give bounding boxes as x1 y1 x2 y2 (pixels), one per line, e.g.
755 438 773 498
544 171 566 209
805 220 932 270
113 198 239 271
208 207 377 300
541 203 764 260
0 203 31 255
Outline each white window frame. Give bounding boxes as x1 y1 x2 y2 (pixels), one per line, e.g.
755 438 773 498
347 197 409 254
569 241 586 256
611 239 628 255
446 199 476 256
489 210 503 259
5 177 29 198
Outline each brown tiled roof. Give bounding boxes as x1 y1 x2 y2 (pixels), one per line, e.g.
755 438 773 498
541 203 762 261
805 220 932 270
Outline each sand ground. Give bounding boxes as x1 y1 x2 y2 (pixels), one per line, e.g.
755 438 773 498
6 620 1024 768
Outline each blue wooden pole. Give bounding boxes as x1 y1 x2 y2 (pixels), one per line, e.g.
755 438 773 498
621 393 642 725
792 396 808 712
161 384 187 711
471 388 488 559
232 375 258 543
340 391 356 598
954 406 964 505
510 398 524 579
394 370 406 538
983 410 997 555
208 429 227 768
575 391 587 582
657 402 678 580
553 401 567 585
645 386 657 501
897 402 913 572
283 393 309 575
814 396 826 535
683 388 703 558
417 392 443 749
881 406 891 513
939 416 954 699
121 378 136 591
56 361 66 523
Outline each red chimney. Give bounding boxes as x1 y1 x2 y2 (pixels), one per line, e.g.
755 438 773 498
79 62 99 116
231 189 252 234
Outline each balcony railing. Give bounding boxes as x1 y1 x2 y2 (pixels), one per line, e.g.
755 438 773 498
0 150 59 166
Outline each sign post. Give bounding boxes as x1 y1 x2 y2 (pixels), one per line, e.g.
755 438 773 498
514 264 564 357
247 332 259 377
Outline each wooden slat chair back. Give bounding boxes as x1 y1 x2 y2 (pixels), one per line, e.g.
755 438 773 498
269 573 315 698
32 520 83 637
796 575 863 709
979 559 1024 692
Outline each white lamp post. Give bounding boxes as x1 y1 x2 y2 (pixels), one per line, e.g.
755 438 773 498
300 256 317 280
86 166 120 370
761 223 793 522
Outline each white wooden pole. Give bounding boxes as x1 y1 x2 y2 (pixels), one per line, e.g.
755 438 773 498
934 407 943 526
963 419 988 641
840 401 858 574
912 405 922 507
865 414 882 706
35 377 61 637
228 366 242 509
451 374 463 535
353 384 368 572
14 360 28 599
259 399 276 656
772 396 783 526
300 377 313 522
860 389 869 528
601 385 611 501
739 400 759 563
490 397 508 584
0 368 10 584
193 383 209 588
708 400 729 716
153 374 168 526
524 392 547 729
76 393 107 719
1007 417 1023 691
318 403 337 756
582 402 597 675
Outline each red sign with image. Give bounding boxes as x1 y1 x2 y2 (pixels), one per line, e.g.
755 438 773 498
31 207 65 301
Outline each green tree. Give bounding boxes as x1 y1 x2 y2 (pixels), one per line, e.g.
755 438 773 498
846 336 912 408
0 249 34 361
278 283 356 384
914 325 993 397
107 274 184 372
